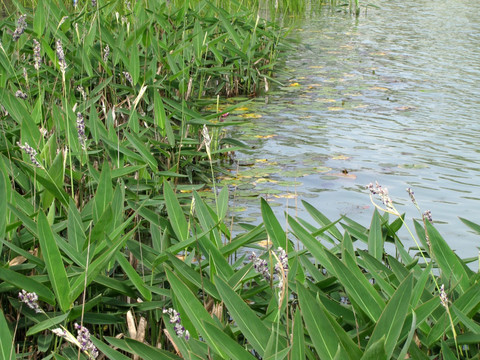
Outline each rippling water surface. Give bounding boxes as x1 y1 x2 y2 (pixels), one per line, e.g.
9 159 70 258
226 0 480 258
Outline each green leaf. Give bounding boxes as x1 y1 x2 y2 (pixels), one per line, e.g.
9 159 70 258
365 273 413 358
69 225 137 302
397 311 417 360
67 199 86 252
0 309 13 360
368 209 383 261
154 91 166 135
164 182 188 241
129 44 140 86
124 132 158 171
202 321 257 360
33 0 46 36
91 337 131 360
326 251 385 322
93 162 113 223
459 217 480 235
193 191 222 247
166 253 219 299
37 211 71 311
0 167 7 251
115 253 152 301
166 269 227 357
290 309 305 360
261 198 287 249
440 341 458 360
26 312 69 336
360 337 387 360
105 337 181 360
451 304 480 333
214 275 275 357
0 268 54 304
302 200 343 240
426 221 470 294
297 284 361 360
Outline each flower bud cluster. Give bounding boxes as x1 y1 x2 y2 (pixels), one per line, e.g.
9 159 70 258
15 90 28 100
423 210 433 223
250 247 289 287
123 71 133 86
76 112 86 149
74 323 99 358
17 142 41 167
249 252 271 281
12 14 27 41
56 39 67 73
18 290 43 313
33 39 42 70
367 182 395 213
163 308 190 340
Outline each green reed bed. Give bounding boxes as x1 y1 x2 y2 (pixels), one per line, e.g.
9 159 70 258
2 0 480 359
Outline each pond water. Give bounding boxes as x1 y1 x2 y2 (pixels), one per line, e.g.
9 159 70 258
223 0 480 258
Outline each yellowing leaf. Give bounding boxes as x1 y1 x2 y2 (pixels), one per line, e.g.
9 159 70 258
257 240 273 248
288 82 301 87
370 86 389 91
254 134 276 139
309 65 324 69
318 99 336 103
235 106 250 111
331 172 357 179
272 193 297 199
240 113 262 119
327 106 344 111
332 155 350 160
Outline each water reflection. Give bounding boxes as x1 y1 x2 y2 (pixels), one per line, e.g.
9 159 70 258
227 0 480 258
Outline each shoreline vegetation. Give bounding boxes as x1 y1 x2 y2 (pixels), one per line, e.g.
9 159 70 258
1 1 480 359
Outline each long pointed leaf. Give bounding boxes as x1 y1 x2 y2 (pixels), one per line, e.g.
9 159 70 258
37 212 70 311
214 275 279 357
366 273 413 358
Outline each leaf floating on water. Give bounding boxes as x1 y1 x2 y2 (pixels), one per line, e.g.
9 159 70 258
240 113 262 118
234 106 250 111
394 106 416 111
370 86 389 91
256 240 272 248
272 193 297 199
288 82 301 87
314 166 332 173
329 172 357 179
398 163 429 169
331 155 350 160
308 65 324 69
327 106 344 111
371 52 387 56
254 178 278 184
254 134 276 139
318 98 337 103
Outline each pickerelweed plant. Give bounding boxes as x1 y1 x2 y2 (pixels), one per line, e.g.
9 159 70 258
2 0 480 359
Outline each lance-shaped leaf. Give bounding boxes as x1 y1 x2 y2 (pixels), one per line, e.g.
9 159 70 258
164 182 189 241
365 273 413 358
0 309 13 360
165 269 227 358
214 275 286 357
37 211 71 311
297 283 362 360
